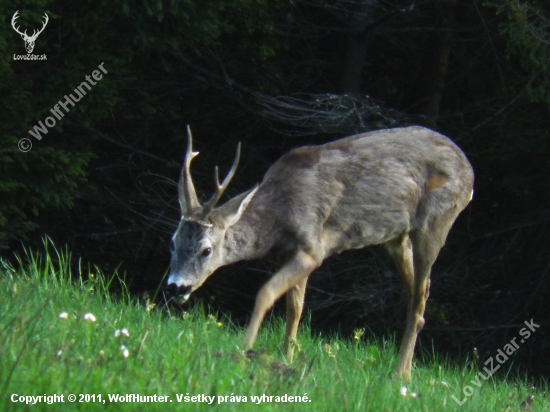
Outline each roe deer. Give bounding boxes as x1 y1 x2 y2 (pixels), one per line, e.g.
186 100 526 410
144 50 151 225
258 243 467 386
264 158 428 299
167 126 474 381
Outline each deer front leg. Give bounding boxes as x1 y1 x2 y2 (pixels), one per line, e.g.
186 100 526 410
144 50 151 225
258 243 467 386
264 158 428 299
284 277 308 360
242 250 318 352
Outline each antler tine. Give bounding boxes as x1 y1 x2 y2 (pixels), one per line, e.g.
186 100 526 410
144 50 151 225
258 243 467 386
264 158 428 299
178 126 201 216
202 142 241 216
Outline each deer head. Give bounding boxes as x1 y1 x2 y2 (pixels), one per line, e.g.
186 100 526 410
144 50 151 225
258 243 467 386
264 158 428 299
167 127 257 301
12 11 49 54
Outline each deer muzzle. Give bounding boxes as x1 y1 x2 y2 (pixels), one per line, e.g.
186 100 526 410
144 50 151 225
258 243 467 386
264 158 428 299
166 282 193 303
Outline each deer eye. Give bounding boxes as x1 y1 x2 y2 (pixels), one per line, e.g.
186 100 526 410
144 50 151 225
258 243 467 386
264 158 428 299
200 247 212 258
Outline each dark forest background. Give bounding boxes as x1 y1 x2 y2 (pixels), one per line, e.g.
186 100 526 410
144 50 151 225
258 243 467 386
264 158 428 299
1 0 549 381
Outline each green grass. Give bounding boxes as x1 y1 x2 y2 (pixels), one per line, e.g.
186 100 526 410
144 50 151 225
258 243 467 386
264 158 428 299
0 241 547 411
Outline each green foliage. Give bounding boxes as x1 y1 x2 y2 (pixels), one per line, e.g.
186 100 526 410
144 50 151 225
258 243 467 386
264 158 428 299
0 135 91 249
492 0 550 106
0 244 548 411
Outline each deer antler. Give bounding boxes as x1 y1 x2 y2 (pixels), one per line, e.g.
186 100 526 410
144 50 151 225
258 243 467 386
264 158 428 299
11 11 27 37
202 142 241 217
11 11 49 40
31 13 49 40
178 126 241 219
178 126 201 216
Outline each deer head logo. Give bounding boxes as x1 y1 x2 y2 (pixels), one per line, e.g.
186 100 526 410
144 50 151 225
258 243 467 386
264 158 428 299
11 11 49 54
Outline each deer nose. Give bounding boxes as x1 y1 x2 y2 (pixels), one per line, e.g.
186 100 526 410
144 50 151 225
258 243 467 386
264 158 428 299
167 283 192 296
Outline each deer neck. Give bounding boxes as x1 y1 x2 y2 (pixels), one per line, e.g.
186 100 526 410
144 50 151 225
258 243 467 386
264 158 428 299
222 207 275 265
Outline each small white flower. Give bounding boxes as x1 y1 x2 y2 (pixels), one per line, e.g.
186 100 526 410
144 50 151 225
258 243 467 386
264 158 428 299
399 386 418 399
83 313 97 323
56 350 63 356
114 328 130 338
120 345 129 358
58 312 69 320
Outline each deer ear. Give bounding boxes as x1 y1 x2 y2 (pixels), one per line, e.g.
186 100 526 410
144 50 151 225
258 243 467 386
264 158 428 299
212 186 258 228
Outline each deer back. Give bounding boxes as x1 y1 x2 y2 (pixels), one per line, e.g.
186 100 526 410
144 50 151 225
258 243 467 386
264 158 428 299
227 126 473 263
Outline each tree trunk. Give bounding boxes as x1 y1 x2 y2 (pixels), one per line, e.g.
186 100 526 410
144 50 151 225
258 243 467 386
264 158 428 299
339 2 376 94
410 30 452 128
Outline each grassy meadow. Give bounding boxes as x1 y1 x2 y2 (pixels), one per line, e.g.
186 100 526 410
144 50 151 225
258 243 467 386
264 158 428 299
0 242 547 411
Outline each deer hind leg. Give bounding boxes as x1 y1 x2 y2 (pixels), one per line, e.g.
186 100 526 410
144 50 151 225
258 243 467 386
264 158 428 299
242 250 319 353
387 234 417 381
394 228 447 381
284 277 308 360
